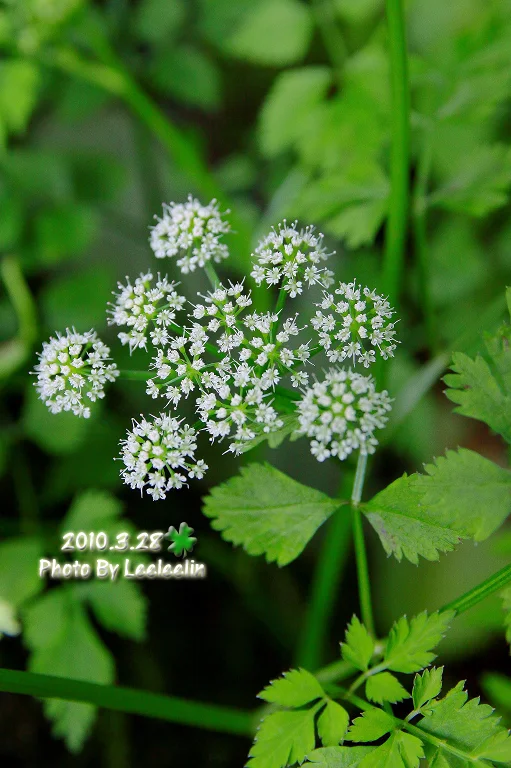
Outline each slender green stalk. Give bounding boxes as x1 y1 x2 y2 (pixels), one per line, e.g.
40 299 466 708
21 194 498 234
118 370 152 381
351 453 375 637
0 669 253 737
413 134 435 351
0 255 38 378
295 508 352 669
440 564 511 617
382 0 411 306
204 262 221 290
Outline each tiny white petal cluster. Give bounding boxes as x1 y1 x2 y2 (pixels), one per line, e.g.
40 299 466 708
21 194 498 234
107 272 186 352
150 196 230 273
251 221 334 297
297 369 392 462
120 414 208 500
33 329 119 418
312 281 398 368
0 598 20 639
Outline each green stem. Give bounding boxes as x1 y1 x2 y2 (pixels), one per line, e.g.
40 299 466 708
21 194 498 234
413 134 435 351
351 452 375 637
0 255 38 378
440 564 511 617
0 669 253 737
118 370 152 381
311 0 347 79
204 262 221 290
295 507 352 669
382 0 411 306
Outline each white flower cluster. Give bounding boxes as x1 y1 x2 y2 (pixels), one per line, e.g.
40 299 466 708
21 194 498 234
312 281 398 367
120 414 208 501
146 281 312 455
251 221 334 297
297 369 392 462
150 196 230 273
33 329 119 418
107 272 186 352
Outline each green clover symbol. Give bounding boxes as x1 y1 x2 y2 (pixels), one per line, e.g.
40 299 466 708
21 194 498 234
165 523 197 558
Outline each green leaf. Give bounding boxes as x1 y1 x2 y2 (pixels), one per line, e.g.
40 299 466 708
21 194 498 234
364 448 511 563
318 701 350 746
150 45 221 110
63 489 123 531
412 667 444 711
305 746 376 766
0 59 40 134
225 0 313 66
77 580 147 641
248 705 320 768
444 318 511 443
258 668 325 707
384 611 452 674
365 673 409 705
32 203 98 267
418 681 511 762
40 264 113 330
258 67 332 158
356 732 424 768
340 616 375 672
345 709 396 743
134 0 185 43
24 591 114 753
501 586 511 650
202 463 344 566
0 538 43 607
23 385 91 456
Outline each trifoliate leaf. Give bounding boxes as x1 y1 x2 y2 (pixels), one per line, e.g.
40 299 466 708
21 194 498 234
225 0 313 66
258 668 325 708
0 538 44 606
24 590 114 753
418 680 511 760
412 667 444 711
356 731 424 768
501 586 511 650
305 746 376 766
345 709 396 743
318 701 350 746
258 67 332 158
248 705 320 768
364 448 511 563
340 616 375 672
365 673 409 705
444 318 511 444
76 580 147 641
203 463 344 566
384 611 453 674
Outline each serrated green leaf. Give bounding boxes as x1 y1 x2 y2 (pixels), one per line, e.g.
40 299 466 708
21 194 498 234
364 448 511 563
225 0 313 66
258 668 325 707
365 673 409 705
318 701 350 747
305 746 376 767
356 731 424 768
384 611 452 674
25 591 114 753
340 616 375 672
0 538 44 607
427 752 451 768
395 732 424 768
412 667 444 711
203 463 344 566
345 709 396 743
248 705 320 768
77 580 147 641
258 67 332 158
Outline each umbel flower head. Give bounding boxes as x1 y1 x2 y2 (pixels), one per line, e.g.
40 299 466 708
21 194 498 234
149 196 230 273
312 281 398 368
107 271 185 352
297 369 392 462
251 220 334 298
33 329 119 418
120 414 208 500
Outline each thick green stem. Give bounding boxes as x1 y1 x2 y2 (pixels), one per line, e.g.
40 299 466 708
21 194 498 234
351 453 375 637
295 507 352 670
0 669 253 737
382 0 411 306
440 564 511 617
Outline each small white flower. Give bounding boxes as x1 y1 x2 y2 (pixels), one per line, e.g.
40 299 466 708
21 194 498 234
0 598 20 639
250 220 334 296
107 272 185 352
297 369 392 462
120 413 208 500
33 329 119 418
150 196 230 273
312 282 398 367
